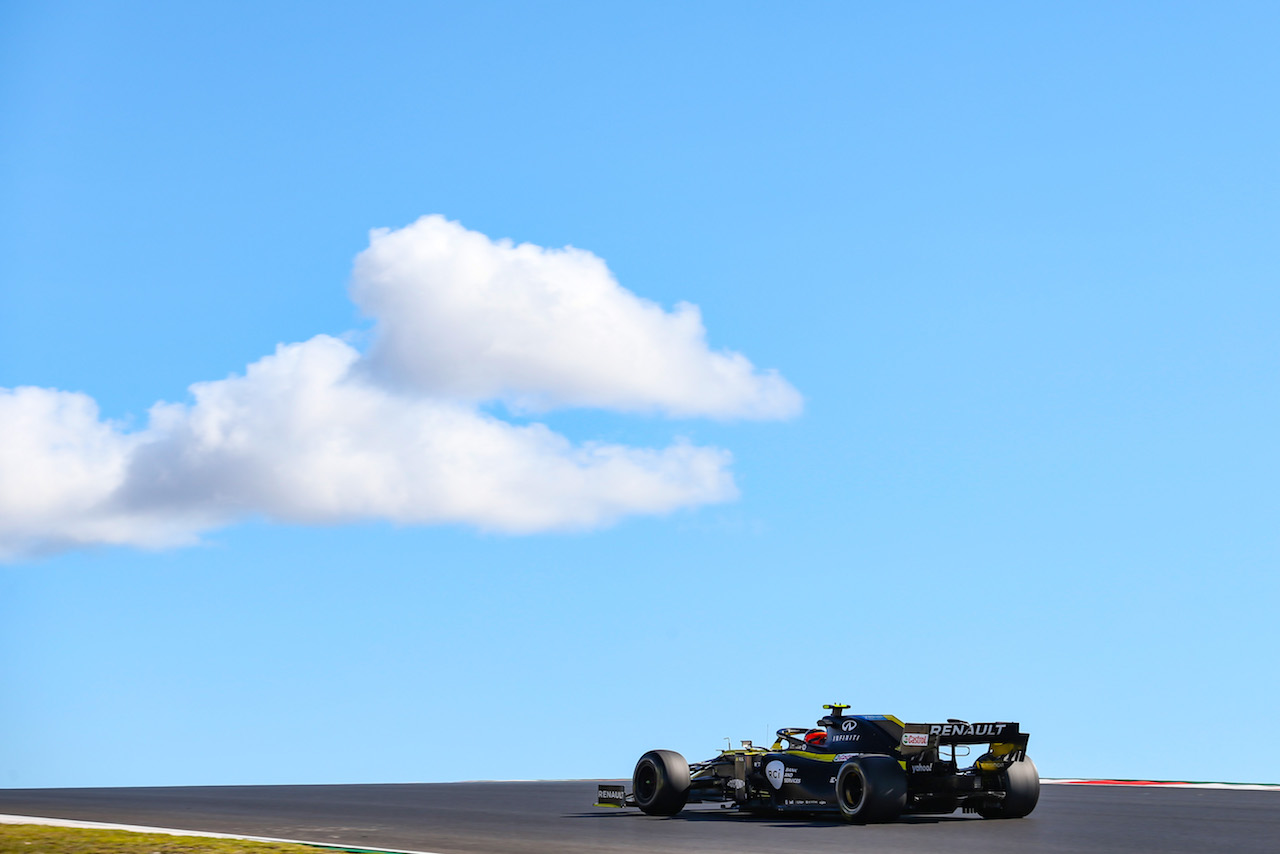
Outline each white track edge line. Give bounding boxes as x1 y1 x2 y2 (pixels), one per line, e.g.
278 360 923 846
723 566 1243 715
0 814 445 854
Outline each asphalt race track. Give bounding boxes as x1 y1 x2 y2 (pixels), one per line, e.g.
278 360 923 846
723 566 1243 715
2 781 1278 854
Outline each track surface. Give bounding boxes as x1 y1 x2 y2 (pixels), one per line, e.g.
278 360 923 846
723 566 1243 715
2 781 1278 854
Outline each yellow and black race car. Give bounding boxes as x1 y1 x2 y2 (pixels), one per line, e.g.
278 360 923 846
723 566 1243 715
596 703 1038 823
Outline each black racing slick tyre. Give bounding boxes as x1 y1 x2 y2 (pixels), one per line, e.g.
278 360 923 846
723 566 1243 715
978 756 1040 819
632 749 690 816
836 755 907 823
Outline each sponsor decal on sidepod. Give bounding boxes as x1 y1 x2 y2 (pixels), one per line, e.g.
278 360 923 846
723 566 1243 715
765 761 786 789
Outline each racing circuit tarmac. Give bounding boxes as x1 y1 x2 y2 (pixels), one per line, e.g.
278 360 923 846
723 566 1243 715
2 781 1278 854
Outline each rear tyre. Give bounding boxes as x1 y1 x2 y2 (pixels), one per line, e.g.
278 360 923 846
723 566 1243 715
978 756 1040 819
836 755 907 823
632 749 690 816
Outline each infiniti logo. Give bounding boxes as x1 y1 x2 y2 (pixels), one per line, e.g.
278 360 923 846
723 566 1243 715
841 719 858 732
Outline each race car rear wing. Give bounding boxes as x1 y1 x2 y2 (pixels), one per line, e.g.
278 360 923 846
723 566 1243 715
899 720 1029 760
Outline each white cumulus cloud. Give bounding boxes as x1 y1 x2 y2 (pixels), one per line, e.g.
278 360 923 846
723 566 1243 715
0 217 798 562
352 215 802 417
0 387 148 557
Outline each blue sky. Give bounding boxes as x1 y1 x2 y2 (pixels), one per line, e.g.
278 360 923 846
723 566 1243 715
2 1 1277 788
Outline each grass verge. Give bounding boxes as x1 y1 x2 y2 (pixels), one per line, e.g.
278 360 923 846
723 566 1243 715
0 824 354 854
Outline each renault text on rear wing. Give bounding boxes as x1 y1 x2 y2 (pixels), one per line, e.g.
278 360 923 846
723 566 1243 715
899 721 1029 756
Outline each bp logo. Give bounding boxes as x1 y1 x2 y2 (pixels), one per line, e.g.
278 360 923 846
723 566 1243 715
765 760 786 790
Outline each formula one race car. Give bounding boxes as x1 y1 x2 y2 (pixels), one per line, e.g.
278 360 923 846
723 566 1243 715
595 703 1039 823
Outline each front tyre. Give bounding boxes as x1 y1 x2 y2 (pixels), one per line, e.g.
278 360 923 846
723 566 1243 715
632 749 690 816
978 756 1040 819
836 755 907 823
